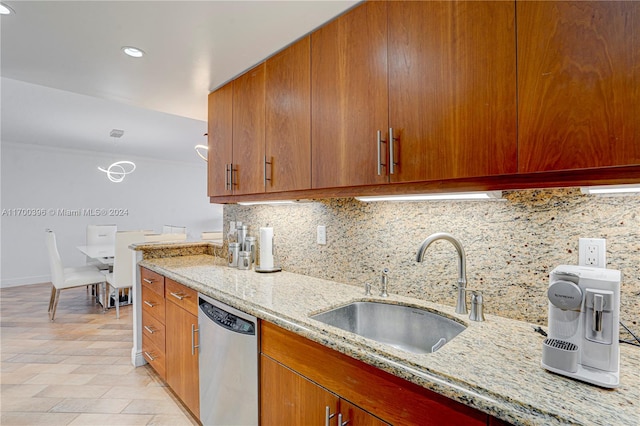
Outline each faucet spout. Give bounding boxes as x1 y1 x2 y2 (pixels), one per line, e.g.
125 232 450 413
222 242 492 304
416 232 468 314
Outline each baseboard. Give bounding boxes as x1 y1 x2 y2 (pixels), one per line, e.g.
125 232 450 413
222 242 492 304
1 275 50 288
131 348 147 368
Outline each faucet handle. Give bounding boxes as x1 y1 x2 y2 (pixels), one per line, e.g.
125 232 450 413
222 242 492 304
380 268 389 297
469 291 485 322
364 282 372 296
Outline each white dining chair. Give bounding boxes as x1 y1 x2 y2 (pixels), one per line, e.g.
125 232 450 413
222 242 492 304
162 225 186 234
103 231 146 319
144 233 188 242
201 231 223 241
86 224 117 270
45 230 107 321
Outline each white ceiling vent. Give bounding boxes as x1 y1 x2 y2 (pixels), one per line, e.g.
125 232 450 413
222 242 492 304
109 129 124 138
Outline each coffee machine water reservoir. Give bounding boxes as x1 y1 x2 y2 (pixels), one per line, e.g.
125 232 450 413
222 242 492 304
542 265 621 388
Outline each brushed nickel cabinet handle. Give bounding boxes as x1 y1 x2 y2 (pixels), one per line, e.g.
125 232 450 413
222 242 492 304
377 130 387 176
191 324 199 355
143 300 156 308
264 156 272 186
170 292 186 300
144 351 156 361
144 325 156 334
338 413 349 426
389 127 397 175
325 406 336 426
142 278 153 284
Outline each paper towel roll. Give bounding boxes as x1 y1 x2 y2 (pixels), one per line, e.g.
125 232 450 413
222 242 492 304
259 227 274 269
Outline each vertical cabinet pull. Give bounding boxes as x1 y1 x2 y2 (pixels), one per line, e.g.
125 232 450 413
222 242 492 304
338 413 349 426
376 130 387 176
191 324 199 355
230 163 235 190
225 163 235 192
264 156 272 187
325 406 336 426
389 127 398 175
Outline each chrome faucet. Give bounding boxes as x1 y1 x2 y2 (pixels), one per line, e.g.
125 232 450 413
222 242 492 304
416 233 468 315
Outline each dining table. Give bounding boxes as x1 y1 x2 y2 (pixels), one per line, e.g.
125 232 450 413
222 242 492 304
76 244 115 266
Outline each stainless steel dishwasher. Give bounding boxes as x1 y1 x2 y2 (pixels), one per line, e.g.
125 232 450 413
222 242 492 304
198 293 258 426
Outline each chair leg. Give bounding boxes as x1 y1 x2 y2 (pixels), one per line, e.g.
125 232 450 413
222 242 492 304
48 285 56 313
115 288 120 319
102 283 108 313
50 289 61 321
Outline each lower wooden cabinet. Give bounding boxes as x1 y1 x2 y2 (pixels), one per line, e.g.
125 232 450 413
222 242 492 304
261 354 388 426
260 321 492 426
165 279 199 418
140 268 200 419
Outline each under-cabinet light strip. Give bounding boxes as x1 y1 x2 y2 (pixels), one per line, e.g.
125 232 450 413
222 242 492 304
580 184 640 195
355 191 503 202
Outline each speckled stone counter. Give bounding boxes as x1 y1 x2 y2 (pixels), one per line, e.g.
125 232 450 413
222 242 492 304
138 254 640 426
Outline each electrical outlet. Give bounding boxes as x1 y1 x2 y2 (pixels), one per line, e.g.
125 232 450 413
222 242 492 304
579 238 606 268
317 225 327 245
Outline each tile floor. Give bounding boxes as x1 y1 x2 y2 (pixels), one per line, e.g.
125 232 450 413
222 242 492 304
0 283 199 426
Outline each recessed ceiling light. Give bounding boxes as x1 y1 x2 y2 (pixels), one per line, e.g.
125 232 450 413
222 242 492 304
0 2 15 15
122 46 145 58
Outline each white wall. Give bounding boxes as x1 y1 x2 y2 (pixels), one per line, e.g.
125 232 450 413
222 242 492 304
0 142 222 287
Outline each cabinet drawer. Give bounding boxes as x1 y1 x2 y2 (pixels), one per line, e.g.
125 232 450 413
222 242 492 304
140 267 165 296
142 285 166 323
142 334 166 380
261 321 487 425
165 278 198 316
142 312 165 352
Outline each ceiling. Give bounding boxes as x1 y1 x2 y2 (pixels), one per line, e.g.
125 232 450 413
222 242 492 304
0 0 358 164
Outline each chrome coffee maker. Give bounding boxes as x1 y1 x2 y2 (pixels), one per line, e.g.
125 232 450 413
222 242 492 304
542 265 621 388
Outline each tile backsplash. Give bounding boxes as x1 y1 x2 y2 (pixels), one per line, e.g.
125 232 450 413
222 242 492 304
224 188 639 327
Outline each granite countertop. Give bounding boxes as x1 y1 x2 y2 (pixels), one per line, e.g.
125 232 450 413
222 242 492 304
139 254 639 426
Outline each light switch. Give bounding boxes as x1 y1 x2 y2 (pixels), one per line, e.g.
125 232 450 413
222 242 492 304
317 225 326 245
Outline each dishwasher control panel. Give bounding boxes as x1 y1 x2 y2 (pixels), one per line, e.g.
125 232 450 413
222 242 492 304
199 299 256 335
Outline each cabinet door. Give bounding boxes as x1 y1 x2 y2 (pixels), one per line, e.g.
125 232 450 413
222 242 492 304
339 399 389 426
261 354 339 425
388 0 517 182
265 36 311 192
517 1 640 172
208 82 233 197
166 301 199 418
233 63 266 195
311 1 389 189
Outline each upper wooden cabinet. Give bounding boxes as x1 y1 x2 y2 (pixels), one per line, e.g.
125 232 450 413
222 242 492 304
233 64 266 195
517 0 640 172
207 82 233 197
388 1 517 182
311 1 389 189
208 0 640 203
208 38 312 196
265 36 312 192
311 1 517 189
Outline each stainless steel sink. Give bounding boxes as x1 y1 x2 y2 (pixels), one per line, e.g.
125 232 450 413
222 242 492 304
310 301 466 354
